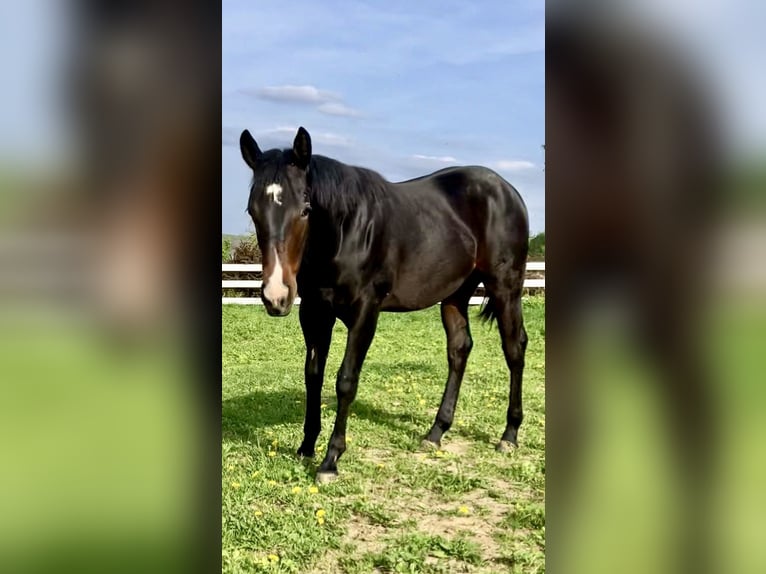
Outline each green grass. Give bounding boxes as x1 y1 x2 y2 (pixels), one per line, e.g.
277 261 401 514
222 297 545 573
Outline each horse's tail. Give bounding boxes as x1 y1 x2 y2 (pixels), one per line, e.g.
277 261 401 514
478 294 499 326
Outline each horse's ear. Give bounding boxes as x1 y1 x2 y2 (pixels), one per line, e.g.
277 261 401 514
293 127 312 169
240 129 262 170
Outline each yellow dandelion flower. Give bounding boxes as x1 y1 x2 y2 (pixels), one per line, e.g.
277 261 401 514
226 464 234 470
291 486 302 494
268 480 277 486
231 481 241 488
268 451 276 457
419 399 426 406
458 506 470 515
271 439 279 447
316 508 326 518
317 516 325 525
377 463 385 469
254 510 263 517
435 450 445 458
267 554 279 562
320 403 328 409
346 437 352 443
309 485 319 494
251 471 260 478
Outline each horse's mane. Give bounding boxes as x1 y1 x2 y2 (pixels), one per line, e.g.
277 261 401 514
307 156 389 219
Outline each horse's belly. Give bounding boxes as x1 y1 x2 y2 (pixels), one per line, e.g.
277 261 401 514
381 227 476 310
381 273 471 311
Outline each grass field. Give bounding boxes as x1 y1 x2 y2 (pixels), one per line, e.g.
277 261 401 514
222 297 545 573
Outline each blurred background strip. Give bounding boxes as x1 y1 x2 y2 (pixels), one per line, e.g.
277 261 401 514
0 2 221 574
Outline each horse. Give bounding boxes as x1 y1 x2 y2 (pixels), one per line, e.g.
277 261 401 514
239 126 530 482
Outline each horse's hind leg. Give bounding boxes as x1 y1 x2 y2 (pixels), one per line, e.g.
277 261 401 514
423 280 477 448
487 283 527 451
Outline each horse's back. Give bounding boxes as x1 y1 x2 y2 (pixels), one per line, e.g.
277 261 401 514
401 165 527 224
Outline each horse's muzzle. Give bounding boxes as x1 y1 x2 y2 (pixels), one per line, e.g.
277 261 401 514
263 295 293 317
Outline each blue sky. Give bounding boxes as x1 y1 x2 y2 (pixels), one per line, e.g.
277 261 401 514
2 0 764 230
222 0 546 235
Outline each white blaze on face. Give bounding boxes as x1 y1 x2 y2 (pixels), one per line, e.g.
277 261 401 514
265 183 283 205
263 247 289 306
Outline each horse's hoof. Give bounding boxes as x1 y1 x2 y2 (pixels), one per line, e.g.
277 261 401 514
495 440 517 453
420 439 441 451
315 471 339 484
296 448 315 458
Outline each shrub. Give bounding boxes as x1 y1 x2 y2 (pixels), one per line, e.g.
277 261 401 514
231 234 261 263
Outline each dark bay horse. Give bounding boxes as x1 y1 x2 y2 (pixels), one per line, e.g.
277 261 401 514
240 127 530 482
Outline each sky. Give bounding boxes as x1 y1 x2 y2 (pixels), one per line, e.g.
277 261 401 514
2 1 763 234
222 0 546 235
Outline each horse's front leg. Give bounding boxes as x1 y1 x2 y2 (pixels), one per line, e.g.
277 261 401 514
316 302 379 482
297 300 336 458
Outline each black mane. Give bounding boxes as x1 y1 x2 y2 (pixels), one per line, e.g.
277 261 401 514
307 155 389 219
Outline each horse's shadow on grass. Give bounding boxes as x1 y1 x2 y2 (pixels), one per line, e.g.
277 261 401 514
222 389 424 443
222 388 303 441
222 387 497 449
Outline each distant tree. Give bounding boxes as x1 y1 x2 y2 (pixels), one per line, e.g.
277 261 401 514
528 231 545 260
222 237 232 262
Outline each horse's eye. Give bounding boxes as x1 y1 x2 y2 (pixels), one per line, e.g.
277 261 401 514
300 203 312 218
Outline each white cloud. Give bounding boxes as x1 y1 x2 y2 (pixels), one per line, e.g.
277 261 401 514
312 132 352 147
492 159 536 172
241 84 365 119
261 126 302 136
317 102 362 117
251 84 340 104
412 154 459 163
221 125 352 150
258 126 352 148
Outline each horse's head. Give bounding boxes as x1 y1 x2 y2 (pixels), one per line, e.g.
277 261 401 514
240 127 312 316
